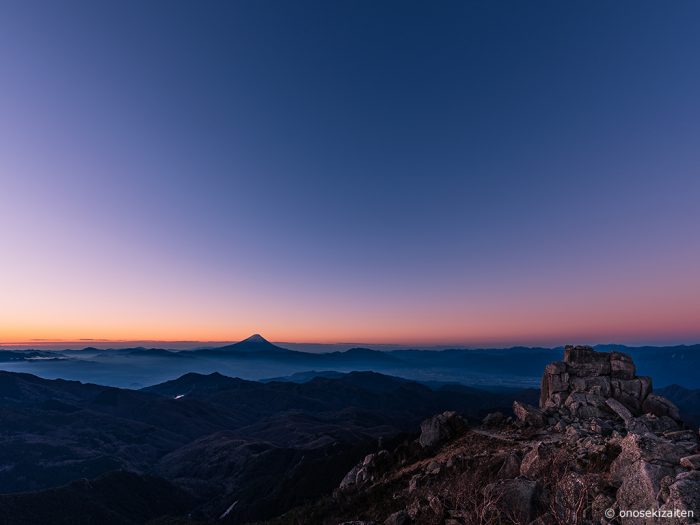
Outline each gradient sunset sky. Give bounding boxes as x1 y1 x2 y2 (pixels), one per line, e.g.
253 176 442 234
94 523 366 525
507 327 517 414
1 1 699 347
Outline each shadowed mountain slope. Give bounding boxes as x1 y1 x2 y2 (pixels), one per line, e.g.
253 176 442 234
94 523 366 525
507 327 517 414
0 471 193 525
0 369 538 524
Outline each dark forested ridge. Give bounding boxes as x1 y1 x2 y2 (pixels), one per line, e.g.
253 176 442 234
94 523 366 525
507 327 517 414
0 369 539 524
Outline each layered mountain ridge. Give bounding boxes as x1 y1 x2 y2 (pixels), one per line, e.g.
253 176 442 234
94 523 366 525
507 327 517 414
0 368 538 524
0 345 699 524
4 335 700 391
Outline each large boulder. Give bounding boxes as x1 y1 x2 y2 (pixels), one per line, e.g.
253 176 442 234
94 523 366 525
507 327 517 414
340 463 364 489
564 345 611 377
418 411 466 449
564 391 607 419
570 375 612 397
339 450 391 490
659 470 700 521
520 442 555 479
611 432 696 511
633 414 681 434
482 411 506 427
497 451 522 479
610 378 650 413
609 351 636 379
540 361 569 408
483 478 541 524
643 393 681 422
513 401 545 427
606 397 633 423
615 458 675 511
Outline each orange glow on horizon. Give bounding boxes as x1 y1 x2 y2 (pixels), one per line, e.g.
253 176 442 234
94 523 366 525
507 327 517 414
2 237 699 349
3 310 700 349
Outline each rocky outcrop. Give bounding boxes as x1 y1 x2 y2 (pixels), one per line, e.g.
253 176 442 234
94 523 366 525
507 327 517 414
496 451 521 479
606 397 633 423
324 346 699 525
611 431 694 510
520 441 556 479
660 470 700 520
512 401 545 427
482 478 541 524
537 345 680 427
644 393 682 421
418 411 467 449
339 450 391 490
481 411 506 427
535 346 700 523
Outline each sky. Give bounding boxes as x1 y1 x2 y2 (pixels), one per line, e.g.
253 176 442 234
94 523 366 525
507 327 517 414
1 1 699 348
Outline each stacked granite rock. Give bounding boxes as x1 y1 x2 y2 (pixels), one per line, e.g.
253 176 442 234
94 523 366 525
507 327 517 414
512 345 700 523
541 345 644 412
514 345 682 432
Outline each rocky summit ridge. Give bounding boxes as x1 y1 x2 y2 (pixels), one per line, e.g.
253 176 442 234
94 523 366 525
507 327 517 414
270 345 700 525
511 345 699 522
513 344 683 434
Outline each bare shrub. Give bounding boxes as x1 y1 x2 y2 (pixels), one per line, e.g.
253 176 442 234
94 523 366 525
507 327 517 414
543 447 599 525
446 458 532 525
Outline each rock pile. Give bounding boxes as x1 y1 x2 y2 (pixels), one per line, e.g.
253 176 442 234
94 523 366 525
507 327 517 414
511 345 700 523
515 344 683 435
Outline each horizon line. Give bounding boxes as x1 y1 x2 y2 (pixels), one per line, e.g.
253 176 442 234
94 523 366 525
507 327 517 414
2 337 700 352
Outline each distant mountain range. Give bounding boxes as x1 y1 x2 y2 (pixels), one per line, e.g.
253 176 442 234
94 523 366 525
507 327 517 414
1 335 699 389
0 343 699 524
